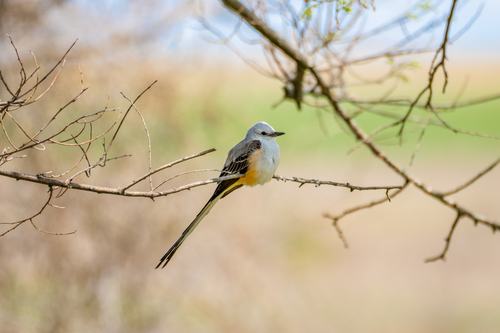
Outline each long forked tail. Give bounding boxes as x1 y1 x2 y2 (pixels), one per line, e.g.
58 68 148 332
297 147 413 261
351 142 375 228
155 194 223 269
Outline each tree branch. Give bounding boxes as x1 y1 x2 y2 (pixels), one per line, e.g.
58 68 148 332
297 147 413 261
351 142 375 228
425 212 462 263
273 175 403 192
0 167 243 199
220 0 500 260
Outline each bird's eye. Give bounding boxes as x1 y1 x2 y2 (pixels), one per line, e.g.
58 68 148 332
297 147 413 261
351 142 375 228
261 131 267 135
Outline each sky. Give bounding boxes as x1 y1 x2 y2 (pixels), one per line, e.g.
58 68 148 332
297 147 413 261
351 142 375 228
2 0 499 69
169 0 500 61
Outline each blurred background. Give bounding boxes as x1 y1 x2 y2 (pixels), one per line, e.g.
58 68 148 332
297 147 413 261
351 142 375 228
1 0 500 332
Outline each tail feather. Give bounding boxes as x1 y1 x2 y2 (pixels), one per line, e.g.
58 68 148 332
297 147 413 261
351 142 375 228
156 194 222 269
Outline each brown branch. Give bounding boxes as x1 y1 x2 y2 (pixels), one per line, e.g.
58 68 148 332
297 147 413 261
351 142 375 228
221 0 310 70
104 81 157 155
310 67 500 239
323 180 410 248
273 175 403 192
153 168 221 191
0 166 402 200
220 0 500 259
425 212 462 263
0 69 16 98
18 39 78 100
60 82 155 183
7 34 27 88
0 167 244 198
24 56 65 107
409 114 431 166
121 148 217 192
398 0 459 139
0 106 119 159
199 16 276 78
120 92 154 191
31 85 88 142
349 92 500 112
0 186 75 237
47 135 93 179
428 104 500 140
444 157 500 196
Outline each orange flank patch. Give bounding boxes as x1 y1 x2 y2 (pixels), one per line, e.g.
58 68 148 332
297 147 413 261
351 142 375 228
237 148 262 186
239 168 259 186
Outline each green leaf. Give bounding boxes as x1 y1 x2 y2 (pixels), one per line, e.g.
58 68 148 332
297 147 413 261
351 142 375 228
405 61 421 69
323 31 337 43
417 0 436 12
302 7 312 20
301 4 318 20
398 74 409 83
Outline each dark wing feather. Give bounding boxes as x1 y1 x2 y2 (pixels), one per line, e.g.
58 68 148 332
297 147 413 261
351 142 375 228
209 140 261 200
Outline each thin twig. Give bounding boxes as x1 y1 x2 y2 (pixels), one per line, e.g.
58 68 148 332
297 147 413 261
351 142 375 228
444 157 500 196
120 92 154 191
121 148 216 192
324 180 409 248
425 212 462 263
0 186 75 237
153 168 220 191
398 0 459 140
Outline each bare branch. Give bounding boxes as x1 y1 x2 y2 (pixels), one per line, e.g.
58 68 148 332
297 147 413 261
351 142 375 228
18 39 78 100
425 212 462 263
220 0 500 260
0 167 244 198
120 92 154 191
444 157 500 196
0 186 75 237
221 0 310 69
324 180 410 248
273 175 403 192
121 148 217 192
153 168 221 191
398 0 459 139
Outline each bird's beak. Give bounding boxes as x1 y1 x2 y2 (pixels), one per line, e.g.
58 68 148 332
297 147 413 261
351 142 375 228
272 131 285 137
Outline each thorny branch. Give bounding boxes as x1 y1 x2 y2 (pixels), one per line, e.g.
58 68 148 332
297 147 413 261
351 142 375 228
323 180 410 248
273 175 402 195
425 212 462 263
220 0 500 261
398 0 461 140
0 166 398 201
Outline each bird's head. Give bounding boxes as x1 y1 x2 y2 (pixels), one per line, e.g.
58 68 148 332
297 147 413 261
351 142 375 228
246 122 285 141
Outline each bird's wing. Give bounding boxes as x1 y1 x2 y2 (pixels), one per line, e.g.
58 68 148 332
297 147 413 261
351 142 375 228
210 139 261 200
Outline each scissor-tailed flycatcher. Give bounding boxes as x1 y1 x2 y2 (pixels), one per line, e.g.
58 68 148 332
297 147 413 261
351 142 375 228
156 122 285 269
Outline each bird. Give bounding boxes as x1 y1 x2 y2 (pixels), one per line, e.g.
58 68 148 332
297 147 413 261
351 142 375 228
156 122 285 269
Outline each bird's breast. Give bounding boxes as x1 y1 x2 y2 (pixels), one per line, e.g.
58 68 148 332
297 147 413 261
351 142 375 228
240 142 279 186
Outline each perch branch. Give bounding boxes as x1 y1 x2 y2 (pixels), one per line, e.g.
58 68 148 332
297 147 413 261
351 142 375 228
0 167 244 198
273 175 402 192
